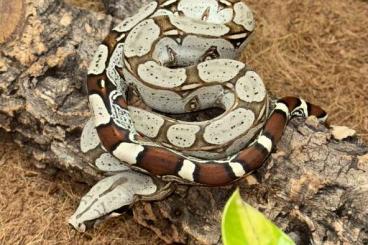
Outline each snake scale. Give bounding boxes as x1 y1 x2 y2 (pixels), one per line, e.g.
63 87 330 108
86 0 327 186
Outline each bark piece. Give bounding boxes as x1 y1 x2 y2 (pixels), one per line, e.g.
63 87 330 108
102 0 152 20
0 0 26 44
0 0 367 244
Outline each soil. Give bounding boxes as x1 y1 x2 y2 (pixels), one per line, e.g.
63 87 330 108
0 0 367 244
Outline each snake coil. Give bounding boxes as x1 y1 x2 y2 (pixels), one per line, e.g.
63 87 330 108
86 0 327 186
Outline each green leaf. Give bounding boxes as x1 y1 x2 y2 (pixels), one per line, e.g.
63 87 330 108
221 189 295 245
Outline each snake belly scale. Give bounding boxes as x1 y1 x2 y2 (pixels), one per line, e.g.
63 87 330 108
86 0 327 186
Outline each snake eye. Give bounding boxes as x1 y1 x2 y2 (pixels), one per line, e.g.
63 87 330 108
185 96 200 112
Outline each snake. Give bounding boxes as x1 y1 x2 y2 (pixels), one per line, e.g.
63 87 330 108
85 0 327 186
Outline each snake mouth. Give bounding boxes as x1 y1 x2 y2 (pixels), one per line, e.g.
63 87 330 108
127 87 225 122
158 107 225 122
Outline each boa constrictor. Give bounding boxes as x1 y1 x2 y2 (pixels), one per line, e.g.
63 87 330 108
85 0 327 186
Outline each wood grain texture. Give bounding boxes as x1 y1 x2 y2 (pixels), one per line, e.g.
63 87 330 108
0 0 367 244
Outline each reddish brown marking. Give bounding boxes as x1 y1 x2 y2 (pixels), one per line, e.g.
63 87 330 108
116 66 124 77
114 95 128 109
235 147 267 171
309 104 326 118
138 147 182 176
196 164 233 186
264 112 287 143
97 124 129 151
281 97 299 111
103 32 119 54
87 74 108 96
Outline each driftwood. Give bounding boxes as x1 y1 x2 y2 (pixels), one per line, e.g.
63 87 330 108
0 0 367 244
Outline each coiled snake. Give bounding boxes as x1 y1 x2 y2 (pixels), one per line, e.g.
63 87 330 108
85 0 327 186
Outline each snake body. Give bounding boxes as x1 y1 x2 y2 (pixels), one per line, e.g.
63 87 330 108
86 0 327 186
